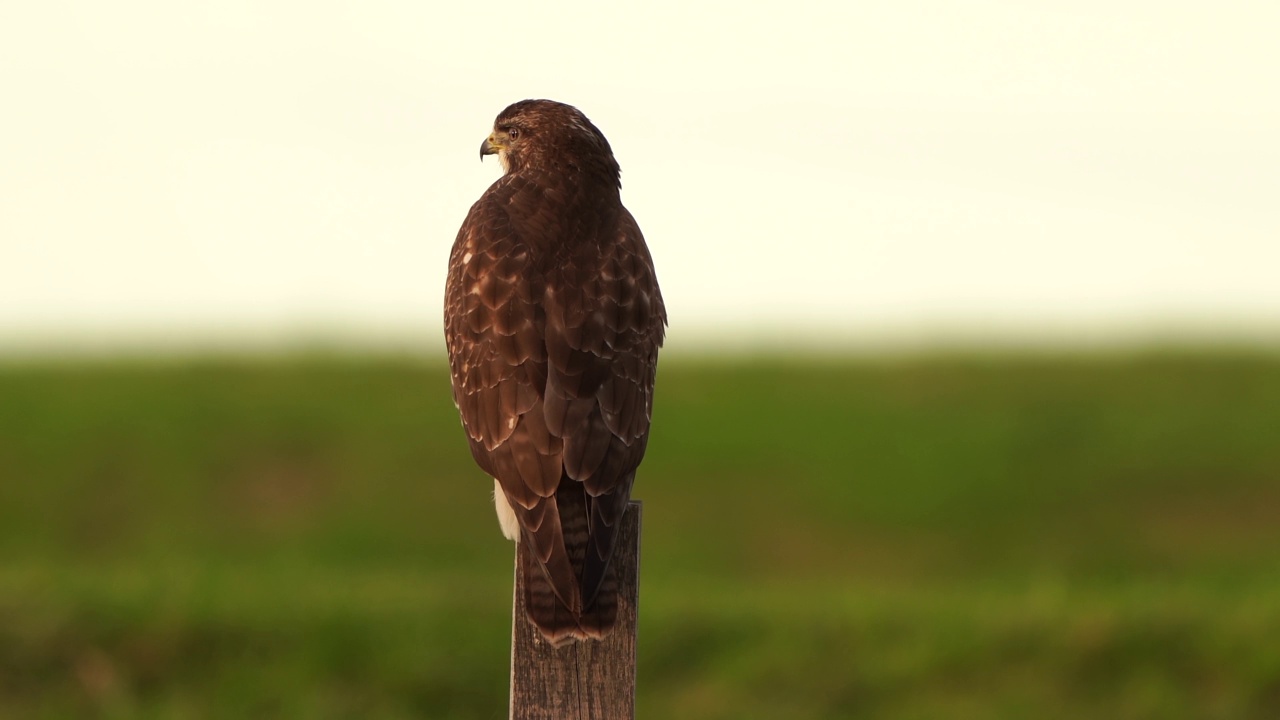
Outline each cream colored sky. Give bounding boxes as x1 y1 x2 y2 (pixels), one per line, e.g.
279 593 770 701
2 1 1277 352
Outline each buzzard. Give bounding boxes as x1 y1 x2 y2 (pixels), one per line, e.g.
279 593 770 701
444 100 666 645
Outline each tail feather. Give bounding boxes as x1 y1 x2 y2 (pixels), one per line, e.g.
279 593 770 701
576 560 618 638
521 543 618 646
518 477 625 646
581 478 629 606
521 542 585 646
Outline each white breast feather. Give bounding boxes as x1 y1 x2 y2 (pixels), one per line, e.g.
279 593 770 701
493 478 520 541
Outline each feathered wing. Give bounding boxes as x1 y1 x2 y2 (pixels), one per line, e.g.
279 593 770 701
445 179 666 645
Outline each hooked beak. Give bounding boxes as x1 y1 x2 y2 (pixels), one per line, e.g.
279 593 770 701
480 134 502 161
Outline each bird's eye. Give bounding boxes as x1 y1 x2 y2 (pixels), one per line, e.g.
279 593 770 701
508 128 520 140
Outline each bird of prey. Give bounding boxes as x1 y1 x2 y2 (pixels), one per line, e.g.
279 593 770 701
444 100 666 645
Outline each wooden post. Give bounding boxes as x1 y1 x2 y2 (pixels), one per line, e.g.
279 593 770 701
509 501 642 720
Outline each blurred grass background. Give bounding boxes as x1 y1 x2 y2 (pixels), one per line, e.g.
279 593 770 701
1 351 1279 719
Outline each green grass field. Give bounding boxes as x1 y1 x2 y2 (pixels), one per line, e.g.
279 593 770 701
2 351 1279 718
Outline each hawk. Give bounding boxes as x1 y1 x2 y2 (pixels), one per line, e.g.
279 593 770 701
444 100 666 645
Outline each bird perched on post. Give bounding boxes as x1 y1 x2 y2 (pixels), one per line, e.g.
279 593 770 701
444 100 666 645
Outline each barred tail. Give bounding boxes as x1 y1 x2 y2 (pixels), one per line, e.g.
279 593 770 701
518 479 622 646
520 540 618 647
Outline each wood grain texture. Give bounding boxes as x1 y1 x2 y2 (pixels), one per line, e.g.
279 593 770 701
510 501 641 720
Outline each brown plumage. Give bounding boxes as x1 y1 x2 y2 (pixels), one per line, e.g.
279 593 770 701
444 100 666 645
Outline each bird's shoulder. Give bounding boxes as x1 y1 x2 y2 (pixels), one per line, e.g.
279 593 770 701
459 171 629 266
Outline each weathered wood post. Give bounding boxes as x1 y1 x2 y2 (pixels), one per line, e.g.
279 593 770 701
509 501 642 720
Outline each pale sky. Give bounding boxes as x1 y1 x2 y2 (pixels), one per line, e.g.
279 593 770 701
2 1 1278 353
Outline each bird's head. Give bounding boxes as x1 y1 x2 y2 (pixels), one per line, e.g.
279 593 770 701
480 99 620 186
